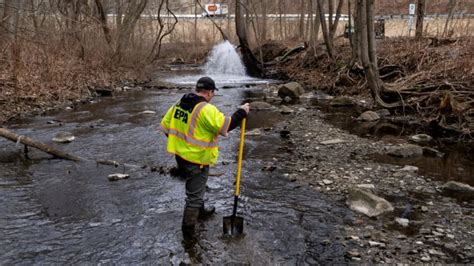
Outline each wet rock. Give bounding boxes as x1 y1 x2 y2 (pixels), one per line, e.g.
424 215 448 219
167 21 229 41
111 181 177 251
330 96 354 106
369 240 386 248
320 138 346 145
346 188 394 217
321 239 331 246
312 91 334 101
245 128 262 136
357 184 375 189
347 250 361 258
280 105 294 114
283 96 293 103
441 181 474 196
428 249 446 256
262 164 277 171
387 144 423 158
47 120 61 125
395 217 410 227
357 111 380 122
92 87 114 96
107 173 130 181
400 165 418 172
423 147 444 157
139 110 156 115
375 109 391 117
277 82 305 100
52 132 75 143
279 130 291 139
250 101 274 111
171 57 184 64
322 179 334 185
410 134 433 144
420 255 431 262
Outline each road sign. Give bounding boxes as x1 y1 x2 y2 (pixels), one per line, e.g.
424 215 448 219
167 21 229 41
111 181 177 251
409 4 416 15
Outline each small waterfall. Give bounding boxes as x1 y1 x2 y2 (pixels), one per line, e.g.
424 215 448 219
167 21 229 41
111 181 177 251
204 41 247 76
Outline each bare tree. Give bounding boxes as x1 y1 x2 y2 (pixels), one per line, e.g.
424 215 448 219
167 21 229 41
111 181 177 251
317 0 335 59
415 0 426 38
235 0 262 77
148 0 178 62
357 0 401 108
329 0 344 40
308 0 321 54
298 0 305 39
113 0 147 63
443 0 458 37
94 0 111 44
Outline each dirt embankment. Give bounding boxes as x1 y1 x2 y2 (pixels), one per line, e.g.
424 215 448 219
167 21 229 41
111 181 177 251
269 37 474 140
0 52 152 125
255 37 474 263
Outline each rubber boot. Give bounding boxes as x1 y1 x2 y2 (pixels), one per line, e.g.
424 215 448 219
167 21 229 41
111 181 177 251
198 205 216 220
182 207 200 241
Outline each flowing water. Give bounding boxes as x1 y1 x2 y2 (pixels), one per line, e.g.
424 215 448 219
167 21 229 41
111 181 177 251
164 40 272 88
0 43 353 264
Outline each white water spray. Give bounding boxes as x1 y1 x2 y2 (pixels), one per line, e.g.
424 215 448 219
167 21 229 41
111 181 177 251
204 41 246 76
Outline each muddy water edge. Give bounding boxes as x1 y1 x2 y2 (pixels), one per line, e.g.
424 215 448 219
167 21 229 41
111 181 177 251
257 87 473 263
0 85 355 264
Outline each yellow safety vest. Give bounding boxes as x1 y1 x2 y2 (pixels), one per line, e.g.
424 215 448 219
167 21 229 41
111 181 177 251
160 101 231 165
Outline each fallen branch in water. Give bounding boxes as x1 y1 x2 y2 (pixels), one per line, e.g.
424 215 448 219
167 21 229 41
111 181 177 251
0 127 83 161
0 127 143 168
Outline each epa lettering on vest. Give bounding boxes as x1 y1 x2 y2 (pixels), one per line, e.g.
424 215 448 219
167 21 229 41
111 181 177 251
174 109 188 123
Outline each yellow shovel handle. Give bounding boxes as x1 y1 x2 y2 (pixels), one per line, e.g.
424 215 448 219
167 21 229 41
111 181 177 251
234 118 246 196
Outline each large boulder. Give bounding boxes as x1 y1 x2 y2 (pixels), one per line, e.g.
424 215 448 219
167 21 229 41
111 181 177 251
441 181 474 198
52 132 75 143
410 134 433 144
387 144 423 158
346 188 394 217
357 111 380 122
330 96 354 106
277 82 305 100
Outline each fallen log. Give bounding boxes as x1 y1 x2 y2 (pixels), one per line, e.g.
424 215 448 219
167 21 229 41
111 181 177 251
0 127 83 161
0 127 157 169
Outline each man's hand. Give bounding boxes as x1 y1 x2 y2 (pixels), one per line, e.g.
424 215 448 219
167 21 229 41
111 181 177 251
240 103 250 114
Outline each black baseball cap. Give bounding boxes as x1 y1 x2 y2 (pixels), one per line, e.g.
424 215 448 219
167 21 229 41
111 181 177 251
196 76 218 91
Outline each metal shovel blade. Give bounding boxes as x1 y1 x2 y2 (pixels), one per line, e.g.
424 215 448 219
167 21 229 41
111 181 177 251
223 215 243 236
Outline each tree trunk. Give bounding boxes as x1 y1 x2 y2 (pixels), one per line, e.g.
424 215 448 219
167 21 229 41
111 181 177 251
309 0 321 54
236 0 263 77
443 0 457 37
352 0 362 64
329 0 344 40
298 0 305 39
317 0 335 59
366 0 377 69
278 0 284 40
261 0 267 42
359 0 401 108
94 0 111 44
114 0 147 63
415 0 425 38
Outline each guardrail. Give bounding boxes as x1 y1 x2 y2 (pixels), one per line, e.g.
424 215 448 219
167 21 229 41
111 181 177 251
107 13 474 20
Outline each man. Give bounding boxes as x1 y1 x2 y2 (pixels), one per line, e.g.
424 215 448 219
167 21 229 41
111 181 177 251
160 76 250 240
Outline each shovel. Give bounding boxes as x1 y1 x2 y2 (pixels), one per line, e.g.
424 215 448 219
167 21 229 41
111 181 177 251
223 118 246 236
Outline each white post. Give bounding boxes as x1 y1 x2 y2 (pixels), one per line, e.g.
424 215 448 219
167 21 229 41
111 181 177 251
408 3 416 36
